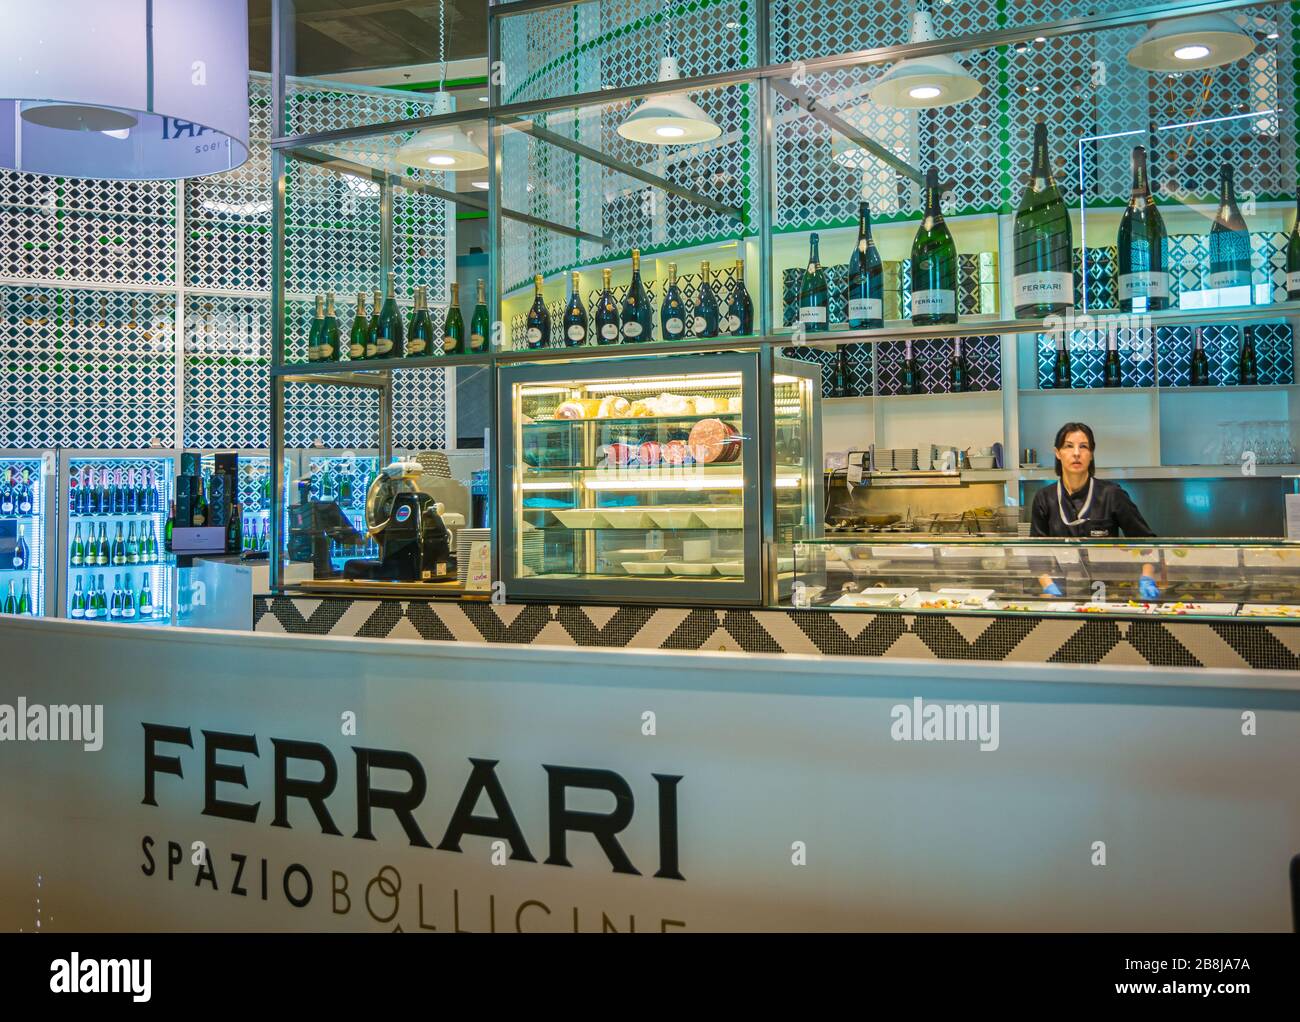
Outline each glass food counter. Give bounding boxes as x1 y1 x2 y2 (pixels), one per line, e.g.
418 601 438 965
789 536 1300 620
497 351 821 605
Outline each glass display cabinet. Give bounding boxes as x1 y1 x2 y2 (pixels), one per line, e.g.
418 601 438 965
0 451 56 618
497 349 822 604
789 536 1300 620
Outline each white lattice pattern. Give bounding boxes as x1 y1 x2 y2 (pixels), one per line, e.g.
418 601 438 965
184 295 272 450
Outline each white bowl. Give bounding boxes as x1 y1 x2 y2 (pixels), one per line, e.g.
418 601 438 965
626 562 670 576
600 507 657 528
553 509 607 529
667 562 717 576
649 508 698 529
967 455 996 469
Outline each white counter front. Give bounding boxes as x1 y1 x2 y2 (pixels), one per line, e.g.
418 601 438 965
1 616 1297 931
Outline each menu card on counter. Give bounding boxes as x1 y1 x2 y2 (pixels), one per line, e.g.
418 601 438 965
466 540 492 591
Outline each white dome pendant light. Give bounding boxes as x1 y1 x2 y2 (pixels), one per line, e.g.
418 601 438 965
396 0 487 172
617 2 722 146
1126 13 1254 72
869 1 983 110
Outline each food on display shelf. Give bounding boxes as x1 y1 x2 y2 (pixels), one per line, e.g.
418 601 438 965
598 396 631 417
1239 604 1300 617
687 418 739 464
542 390 743 422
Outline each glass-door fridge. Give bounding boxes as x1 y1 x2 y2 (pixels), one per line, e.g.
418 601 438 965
198 452 272 554
58 451 176 625
0 451 57 617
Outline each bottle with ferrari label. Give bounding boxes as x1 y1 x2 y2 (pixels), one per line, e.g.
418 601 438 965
911 169 958 325
1013 118 1074 318
1116 145 1168 313
846 201 883 329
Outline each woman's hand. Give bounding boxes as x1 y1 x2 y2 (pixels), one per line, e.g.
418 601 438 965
1139 563 1160 601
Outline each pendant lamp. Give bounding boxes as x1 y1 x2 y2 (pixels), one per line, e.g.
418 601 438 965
0 0 249 180
1126 13 1254 72
617 56 722 145
869 2 983 110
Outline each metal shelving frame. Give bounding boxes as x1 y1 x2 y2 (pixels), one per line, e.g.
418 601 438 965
266 0 1300 594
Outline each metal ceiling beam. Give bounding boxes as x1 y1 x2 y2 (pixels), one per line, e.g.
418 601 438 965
498 114 744 221
768 79 925 185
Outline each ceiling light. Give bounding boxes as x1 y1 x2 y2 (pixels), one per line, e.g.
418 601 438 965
1127 13 1254 71
869 5 983 109
395 90 487 172
0 3 249 179
617 56 722 145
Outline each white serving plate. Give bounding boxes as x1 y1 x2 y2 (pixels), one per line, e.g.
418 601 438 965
667 562 716 576
831 587 917 608
600 507 657 529
715 561 745 576
552 509 608 529
626 562 670 576
694 506 744 529
648 507 698 529
1239 603 1300 617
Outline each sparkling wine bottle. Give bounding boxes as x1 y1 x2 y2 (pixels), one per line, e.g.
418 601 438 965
797 234 829 332
660 263 686 340
365 289 381 359
306 295 323 362
1014 118 1074 318
1051 330 1072 389
405 285 433 357
911 169 958 325
1238 325 1257 386
693 261 720 338
1208 165 1252 295
1189 327 1211 386
949 337 968 392
71 577 86 619
1117 146 1169 313
470 279 491 353
1286 194 1300 300
1103 323 1122 388
594 269 620 345
562 272 587 347
620 250 653 342
525 275 551 349
846 201 884 329
901 340 920 395
376 273 405 358
724 259 754 335
348 292 368 360
318 292 340 361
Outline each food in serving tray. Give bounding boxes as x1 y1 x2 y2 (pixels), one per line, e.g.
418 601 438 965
1239 604 1300 617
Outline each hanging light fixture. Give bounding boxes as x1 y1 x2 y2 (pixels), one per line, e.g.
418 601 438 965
396 0 487 172
1126 13 1254 72
617 56 722 145
0 1 249 180
869 1 983 110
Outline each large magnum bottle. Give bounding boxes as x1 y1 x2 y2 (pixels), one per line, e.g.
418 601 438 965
366 289 382 358
797 233 829 332
846 201 884 329
620 250 653 342
441 285 464 355
306 295 323 361
1051 330 1072 389
724 259 754 335
562 272 587 347
693 261 720 338
348 293 368 360
660 263 686 340
1286 194 1300 300
405 286 433 356
1117 146 1169 313
594 269 620 345
376 273 405 357
469 279 490 353
1014 119 1074 318
1208 165 1252 295
319 292 341 362
911 169 958 325
525 275 551 349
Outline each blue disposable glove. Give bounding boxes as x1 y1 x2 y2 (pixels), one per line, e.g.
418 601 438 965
1138 575 1161 601
1042 581 1064 597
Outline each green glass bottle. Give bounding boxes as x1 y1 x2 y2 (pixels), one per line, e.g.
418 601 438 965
2 581 15 614
348 292 368 360
1238 325 1258 386
365 289 381 359
1013 118 1074 318
797 234 829 332
1208 165 1252 296
306 295 323 362
442 283 465 355
1189 327 1211 386
375 273 405 358
407 285 435 357
1117 145 1169 313
16 578 31 615
469 278 490 352
319 292 341 362
139 573 154 618
526 275 551 349
70 577 86 619
125 521 139 565
911 169 958 325
70 522 85 567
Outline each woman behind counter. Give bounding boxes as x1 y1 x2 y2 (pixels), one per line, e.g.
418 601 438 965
1030 421 1160 599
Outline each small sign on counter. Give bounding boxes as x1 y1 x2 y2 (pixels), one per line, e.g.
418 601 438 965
465 540 492 591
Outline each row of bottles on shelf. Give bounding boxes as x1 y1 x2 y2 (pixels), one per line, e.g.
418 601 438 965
525 256 755 348
796 122 1300 330
1047 325 1259 389
241 515 271 553
69 573 159 622
69 520 161 567
1 578 33 614
306 275 491 362
825 338 969 397
330 515 376 561
0 468 37 517
309 469 356 505
71 466 163 515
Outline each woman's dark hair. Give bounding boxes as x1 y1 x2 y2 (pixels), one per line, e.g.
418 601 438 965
1053 421 1096 479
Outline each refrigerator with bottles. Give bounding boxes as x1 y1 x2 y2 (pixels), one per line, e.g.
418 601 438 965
0 451 58 618
58 451 177 626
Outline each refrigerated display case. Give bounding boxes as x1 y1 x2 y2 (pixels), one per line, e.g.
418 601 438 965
0 451 57 618
789 535 1300 619
198 452 274 553
58 451 175 625
496 350 822 605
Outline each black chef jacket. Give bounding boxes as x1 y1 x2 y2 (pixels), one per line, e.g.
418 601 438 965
1030 477 1155 538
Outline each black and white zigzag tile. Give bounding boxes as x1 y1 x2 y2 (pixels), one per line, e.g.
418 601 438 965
252 596 1300 670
